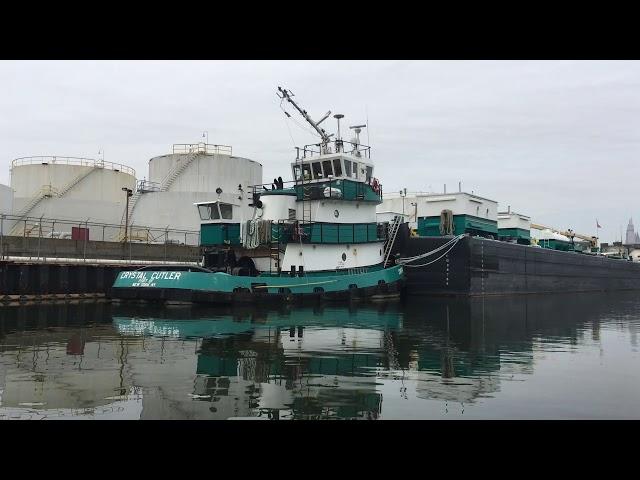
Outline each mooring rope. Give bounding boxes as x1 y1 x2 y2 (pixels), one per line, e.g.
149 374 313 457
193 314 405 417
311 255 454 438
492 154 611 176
396 233 466 268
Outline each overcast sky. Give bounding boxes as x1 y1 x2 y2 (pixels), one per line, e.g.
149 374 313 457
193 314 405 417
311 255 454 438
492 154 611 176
0 60 638 242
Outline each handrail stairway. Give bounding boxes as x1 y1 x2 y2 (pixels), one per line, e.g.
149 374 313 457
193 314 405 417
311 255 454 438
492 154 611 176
9 166 100 235
383 214 403 267
115 151 199 241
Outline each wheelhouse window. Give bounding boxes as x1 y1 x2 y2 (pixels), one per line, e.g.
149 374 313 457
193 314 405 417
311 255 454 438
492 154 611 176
344 159 352 177
219 203 233 219
302 163 311 180
293 165 302 181
199 202 233 220
333 159 343 177
312 162 323 179
322 160 334 177
366 166 373 182
198 205 211 221
353 162 359 179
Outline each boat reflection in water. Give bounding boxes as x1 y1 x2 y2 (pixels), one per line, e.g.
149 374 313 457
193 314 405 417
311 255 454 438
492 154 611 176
1 291 640 419
112 303 402 420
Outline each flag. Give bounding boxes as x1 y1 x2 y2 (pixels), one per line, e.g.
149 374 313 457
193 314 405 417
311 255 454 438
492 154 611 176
596 219 601 228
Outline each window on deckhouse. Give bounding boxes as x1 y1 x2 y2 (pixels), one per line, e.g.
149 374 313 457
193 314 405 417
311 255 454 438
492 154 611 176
302 164 311 181
333 159 343 177
344 159 352 177
312 162 323 179
198 205 211 221
219 203 233 219
322 160 334 177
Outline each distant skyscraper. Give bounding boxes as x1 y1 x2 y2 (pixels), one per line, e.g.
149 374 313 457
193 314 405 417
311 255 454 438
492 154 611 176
636 232 640 244
626 218 636 245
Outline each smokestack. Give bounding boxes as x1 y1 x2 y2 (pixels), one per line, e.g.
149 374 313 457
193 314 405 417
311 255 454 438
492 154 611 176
508 205 511 214
459 181 461 193
444 184 446 194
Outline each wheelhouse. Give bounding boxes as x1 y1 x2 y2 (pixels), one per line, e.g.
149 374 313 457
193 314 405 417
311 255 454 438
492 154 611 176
196 200 238 223
292 154 375 184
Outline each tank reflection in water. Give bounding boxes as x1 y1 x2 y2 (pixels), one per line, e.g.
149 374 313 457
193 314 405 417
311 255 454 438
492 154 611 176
1 292 640 419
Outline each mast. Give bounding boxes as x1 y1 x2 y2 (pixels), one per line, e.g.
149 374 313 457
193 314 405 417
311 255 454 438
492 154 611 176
277 86 333 151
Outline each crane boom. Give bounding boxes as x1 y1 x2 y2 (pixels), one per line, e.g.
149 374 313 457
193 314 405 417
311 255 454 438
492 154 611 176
531 223 598 246
277 86 331 144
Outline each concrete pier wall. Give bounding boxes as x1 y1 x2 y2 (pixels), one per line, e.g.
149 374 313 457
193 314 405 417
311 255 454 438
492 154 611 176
0 236 201 298
0 236 199 262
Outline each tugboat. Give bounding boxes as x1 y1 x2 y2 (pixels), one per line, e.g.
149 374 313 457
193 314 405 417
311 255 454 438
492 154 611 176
111 87 405 304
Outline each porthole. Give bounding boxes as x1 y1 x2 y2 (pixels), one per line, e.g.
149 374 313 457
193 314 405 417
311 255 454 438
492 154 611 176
334 209 339 218
342 253 347 261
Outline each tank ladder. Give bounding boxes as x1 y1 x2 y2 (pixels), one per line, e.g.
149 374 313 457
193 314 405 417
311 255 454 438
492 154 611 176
383 214 403 267
114 150 199 241
160 150 199 192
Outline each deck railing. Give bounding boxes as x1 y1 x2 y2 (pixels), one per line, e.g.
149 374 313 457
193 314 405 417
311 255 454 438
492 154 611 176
0 213 201 261
11 156 136 177
172 143 232 156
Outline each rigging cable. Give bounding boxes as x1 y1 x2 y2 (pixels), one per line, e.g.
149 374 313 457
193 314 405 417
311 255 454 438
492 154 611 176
280 102 321 139
396 234 466 268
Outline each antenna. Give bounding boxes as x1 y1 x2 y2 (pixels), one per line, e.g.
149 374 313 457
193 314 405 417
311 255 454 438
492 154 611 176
334 114 344 140
366 105 371 146
334 114 344 153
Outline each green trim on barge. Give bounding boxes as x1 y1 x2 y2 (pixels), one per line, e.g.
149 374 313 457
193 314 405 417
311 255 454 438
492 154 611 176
418 214 498 238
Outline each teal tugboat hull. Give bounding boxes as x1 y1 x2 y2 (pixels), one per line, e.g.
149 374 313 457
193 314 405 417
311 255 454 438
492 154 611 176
111 265 405 304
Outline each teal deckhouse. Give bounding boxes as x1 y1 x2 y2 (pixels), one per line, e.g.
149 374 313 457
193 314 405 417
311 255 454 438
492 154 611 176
415 192 499 239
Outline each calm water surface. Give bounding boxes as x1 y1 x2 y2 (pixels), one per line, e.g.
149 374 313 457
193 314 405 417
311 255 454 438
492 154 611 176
1 292 639 419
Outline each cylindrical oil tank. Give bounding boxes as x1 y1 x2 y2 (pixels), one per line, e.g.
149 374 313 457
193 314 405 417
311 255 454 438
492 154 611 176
0 183 13 214
132 144 263 232
9 157 136 234
147 144 262 194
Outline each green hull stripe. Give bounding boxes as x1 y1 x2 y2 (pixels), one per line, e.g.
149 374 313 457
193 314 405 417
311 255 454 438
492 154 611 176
113 265 404 295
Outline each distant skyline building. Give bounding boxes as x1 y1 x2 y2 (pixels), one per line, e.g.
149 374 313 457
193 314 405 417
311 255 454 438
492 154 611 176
625 218 638 245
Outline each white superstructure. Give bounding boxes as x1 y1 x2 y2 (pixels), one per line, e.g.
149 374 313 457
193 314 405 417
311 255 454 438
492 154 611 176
416 192 498 222
497 211 531 230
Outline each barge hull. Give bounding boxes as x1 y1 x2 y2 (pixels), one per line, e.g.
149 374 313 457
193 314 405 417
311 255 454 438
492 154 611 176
401 236 640 296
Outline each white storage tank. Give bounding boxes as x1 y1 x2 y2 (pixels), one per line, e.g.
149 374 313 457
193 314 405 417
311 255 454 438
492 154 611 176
147 144 262 194
9 156 136 236
0 183 13 215
130 143 262 233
